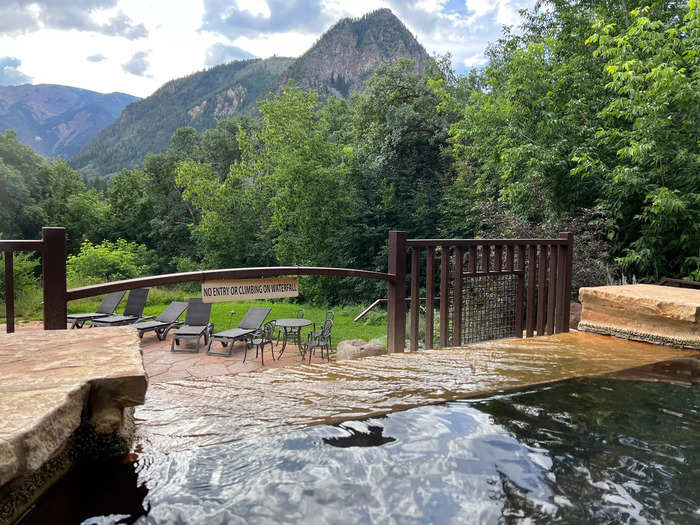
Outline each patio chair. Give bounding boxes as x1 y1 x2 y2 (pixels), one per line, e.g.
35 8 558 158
170 298 214 353
208 307 271 356
311 310 334 347
275 307 305 347
90 288 150 327
132 301 189 341
245 321 276 366
301 318 333 363
67 291 126 329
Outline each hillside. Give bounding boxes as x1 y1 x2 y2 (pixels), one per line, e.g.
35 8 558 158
70 57 293 177
280 8 428 98
0 84 138 158
71 9 428 177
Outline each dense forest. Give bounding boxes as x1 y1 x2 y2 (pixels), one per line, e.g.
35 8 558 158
1 0 698 307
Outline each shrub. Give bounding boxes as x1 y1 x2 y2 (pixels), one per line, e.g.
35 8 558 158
0 252 42 319
67 239 157 285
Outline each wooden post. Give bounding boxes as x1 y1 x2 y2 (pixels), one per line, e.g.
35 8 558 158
505 245 514 272
546 245 558 335
560 232 573 333
536 245 547 336
387 231 407 353
526 245 537 337
452 246 463 346
515 245 525 337
494 245 503 273
42 227 67 330
410 248 420 351
425 246 434 349
439 245 449 348
4 251 14 333
481 244 490 273
555 236 568 332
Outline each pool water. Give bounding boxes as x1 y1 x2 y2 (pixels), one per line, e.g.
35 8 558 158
20 377 699 524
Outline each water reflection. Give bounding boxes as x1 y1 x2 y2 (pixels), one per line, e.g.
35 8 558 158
322 421 396 448
23 376 699 524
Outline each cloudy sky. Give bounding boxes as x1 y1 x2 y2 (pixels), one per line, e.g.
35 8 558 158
0 0 534 98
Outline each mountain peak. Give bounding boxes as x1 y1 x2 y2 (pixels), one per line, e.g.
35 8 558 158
279 8 428 98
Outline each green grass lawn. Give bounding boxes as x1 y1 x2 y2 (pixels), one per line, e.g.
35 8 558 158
66 290 387 348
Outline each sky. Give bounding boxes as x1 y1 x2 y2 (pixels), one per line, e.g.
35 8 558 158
0 0 535 98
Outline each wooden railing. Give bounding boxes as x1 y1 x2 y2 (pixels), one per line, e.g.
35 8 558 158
3 228 573 354
1 227 66 333
401 233 574 350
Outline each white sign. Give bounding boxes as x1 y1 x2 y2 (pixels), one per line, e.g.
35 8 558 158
201 277 299 303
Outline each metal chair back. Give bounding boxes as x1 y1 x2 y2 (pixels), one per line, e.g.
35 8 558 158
97 291 127 314
239 307 271 330
321 318 333 338
254 321 275 343
184 298 212 326
157 301 189 323
123 288 149 318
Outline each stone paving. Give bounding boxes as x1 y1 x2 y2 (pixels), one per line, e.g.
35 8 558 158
138 331 329 382
11 321 330 383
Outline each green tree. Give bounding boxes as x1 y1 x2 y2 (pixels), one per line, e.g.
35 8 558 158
582 1 700 280
349 59 456 279
41 160 108 253
177 87 354 302
0 130 49 238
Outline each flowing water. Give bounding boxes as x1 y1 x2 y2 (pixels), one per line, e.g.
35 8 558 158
17 333 700 524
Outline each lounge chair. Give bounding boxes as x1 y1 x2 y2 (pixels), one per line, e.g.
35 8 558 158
208 307 272 356
67 291 126 329
132 301 189 341
90 288 150 327
170 298 213 353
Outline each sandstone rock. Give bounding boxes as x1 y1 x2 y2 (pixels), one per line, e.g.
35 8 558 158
578 284 700 349
336 339 385 361
0 326 146 488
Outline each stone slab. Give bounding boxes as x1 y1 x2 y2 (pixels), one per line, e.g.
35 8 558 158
0 327 146 488
578 284 700 349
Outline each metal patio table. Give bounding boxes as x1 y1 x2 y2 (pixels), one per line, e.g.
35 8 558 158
275 318 313 359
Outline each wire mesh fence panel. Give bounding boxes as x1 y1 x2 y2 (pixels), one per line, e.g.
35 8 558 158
461 273 518 344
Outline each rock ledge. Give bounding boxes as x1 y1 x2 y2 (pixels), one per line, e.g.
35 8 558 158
578 284 700 349
0 326 146 522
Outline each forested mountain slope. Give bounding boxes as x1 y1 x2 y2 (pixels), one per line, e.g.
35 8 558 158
0 84 138 158
70 9 428 177
69 58 293 177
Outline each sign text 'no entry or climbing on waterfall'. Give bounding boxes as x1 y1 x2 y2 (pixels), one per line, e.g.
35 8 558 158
201 277 299 303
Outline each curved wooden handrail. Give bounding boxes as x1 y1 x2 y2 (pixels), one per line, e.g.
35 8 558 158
406 238 569 248
66 266 394 301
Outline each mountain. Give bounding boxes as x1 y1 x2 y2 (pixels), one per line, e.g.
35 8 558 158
71 8 429 177
280 8 428 98
0 84 139 158
70 57 294 177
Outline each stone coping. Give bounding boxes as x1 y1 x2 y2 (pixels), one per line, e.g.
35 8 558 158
0 327 146 488
579 284 700 349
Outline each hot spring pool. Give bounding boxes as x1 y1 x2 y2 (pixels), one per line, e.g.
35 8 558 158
20 376 699 524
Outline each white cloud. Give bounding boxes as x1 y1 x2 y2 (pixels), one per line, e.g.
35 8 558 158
237 0 272 18
463 53 488 67
0 0 536 97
